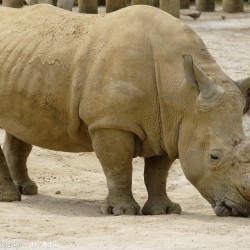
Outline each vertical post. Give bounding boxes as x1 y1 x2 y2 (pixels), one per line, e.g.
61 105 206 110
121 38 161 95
98 0 105 5
160 0 180 18
153 0 159 7
106 0 127 12
180 0 190 9
79 0 98 13
26 0 38 5
3 0 23 8
196 0 215 11
57 0 74 10
223 0 244 13
38 0 54 4
132 0 154 5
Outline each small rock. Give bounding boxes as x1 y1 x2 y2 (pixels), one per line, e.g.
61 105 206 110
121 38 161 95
55 191 61 195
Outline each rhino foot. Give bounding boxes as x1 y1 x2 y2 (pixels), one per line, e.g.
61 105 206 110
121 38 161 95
142 199 182 215
100 196 140 216
213 200 249 217
0 182 21 202
14 179 38 195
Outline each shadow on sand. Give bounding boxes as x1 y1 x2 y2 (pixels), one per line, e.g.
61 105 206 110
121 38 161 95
19 193 103 217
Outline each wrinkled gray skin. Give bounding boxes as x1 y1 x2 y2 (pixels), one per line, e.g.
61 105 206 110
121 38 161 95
0 5 250 217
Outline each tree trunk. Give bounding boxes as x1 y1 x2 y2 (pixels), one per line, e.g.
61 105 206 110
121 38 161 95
160 0 180 18
132 0 154 5
106 0 127 12
3 0 23 7
79 0 98 13
196 0 215 11
223 0 244 13
180 0 190 9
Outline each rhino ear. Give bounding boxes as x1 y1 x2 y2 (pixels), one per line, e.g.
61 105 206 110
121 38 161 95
182 54 223 101
236 77 250 114
182 54 198 88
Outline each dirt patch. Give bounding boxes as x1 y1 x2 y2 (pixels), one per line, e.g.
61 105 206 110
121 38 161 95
0 4 250 250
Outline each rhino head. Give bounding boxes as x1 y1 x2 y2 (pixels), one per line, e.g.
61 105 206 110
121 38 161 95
179 55 250 217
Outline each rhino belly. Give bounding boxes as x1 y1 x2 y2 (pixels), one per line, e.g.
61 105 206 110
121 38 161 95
0 91 93 152
0 88 93 152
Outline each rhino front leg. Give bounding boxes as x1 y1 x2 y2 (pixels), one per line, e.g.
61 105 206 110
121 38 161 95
142 155 181 215
92 129 140 215
3 132 37 195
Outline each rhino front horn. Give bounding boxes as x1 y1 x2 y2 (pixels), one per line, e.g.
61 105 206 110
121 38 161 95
183 54 224 102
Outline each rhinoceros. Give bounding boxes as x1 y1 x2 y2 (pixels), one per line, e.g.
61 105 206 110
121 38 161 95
0 4 250 217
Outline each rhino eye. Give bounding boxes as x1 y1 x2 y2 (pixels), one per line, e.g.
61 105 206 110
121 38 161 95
210 154 219 160
209 150 223 165
208 150 224 170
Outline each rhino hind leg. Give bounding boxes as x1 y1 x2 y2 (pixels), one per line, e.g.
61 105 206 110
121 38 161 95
0 145 21 202
142 155 181 215
3 132 38 195
92 129 140 215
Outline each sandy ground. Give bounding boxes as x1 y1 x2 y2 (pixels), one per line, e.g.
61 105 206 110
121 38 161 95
0 3 250 250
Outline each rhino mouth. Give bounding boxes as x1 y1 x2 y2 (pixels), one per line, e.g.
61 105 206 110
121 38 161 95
212 199 250 217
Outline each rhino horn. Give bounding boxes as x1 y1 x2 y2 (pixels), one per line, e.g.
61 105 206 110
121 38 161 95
183 54 223 101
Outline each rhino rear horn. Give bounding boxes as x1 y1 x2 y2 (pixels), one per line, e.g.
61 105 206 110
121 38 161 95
236 77 250 114
182 54 223 101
